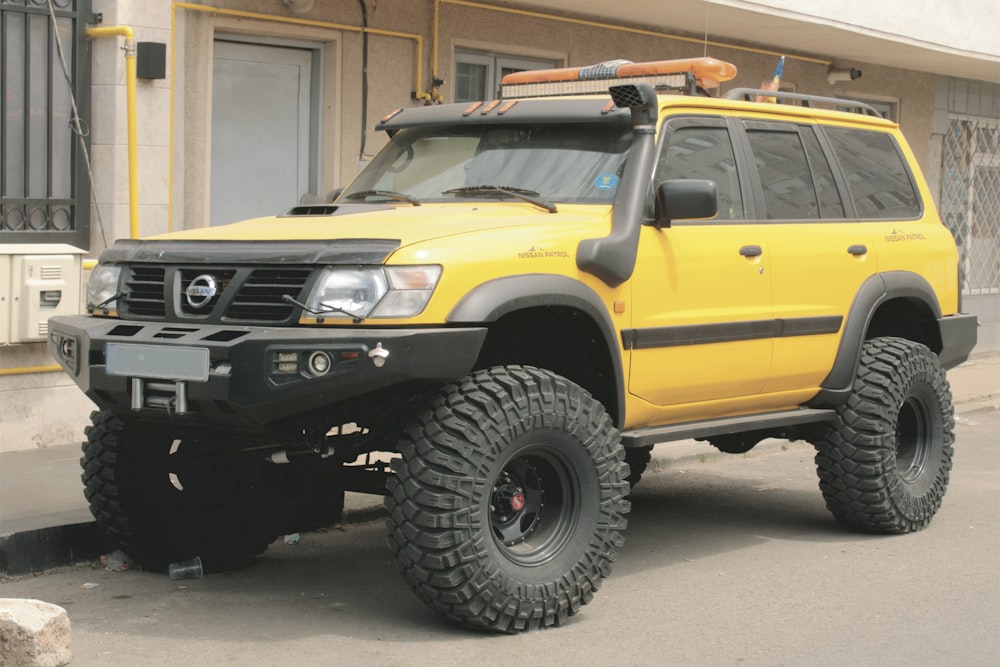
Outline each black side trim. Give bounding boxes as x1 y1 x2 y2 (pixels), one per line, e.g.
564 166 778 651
779 316 844 336
621 408 836 448
447 274 625 427
99 239 402 265
622 315 842 350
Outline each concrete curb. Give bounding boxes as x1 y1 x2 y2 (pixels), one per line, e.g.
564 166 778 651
0 523 111 577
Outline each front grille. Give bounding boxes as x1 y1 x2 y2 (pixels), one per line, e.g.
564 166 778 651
117 264 314 324
123 266 167 317
226 268 311 322
179 268 235 316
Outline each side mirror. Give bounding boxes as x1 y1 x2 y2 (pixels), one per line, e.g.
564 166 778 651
655 179 718 227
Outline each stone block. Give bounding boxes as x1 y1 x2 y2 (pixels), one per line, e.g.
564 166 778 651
0 598 71 667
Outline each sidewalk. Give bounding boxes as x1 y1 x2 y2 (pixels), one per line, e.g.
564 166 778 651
2 353 997 574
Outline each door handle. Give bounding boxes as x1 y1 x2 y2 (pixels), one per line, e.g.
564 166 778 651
847 244 868 256
739 245 763 257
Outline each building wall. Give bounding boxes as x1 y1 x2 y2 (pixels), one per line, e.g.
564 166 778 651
1 0 993 451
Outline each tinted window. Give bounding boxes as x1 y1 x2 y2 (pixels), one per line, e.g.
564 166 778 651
657 125 744 220
801 129 845 218
341 122 632 204
746 129 820 219
824 127 920 219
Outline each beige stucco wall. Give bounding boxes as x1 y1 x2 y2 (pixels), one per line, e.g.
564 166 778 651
0 0 976 452
91 0 946 238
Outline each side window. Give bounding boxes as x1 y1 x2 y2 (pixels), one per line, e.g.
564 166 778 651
745 128 821 219
656 123 744 220
824 127 921 219
801 128 845 218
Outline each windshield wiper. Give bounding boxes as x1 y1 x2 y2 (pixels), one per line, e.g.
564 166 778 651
443 185 558 213
281 294 363 324
343 189 421 206
88 291 128 310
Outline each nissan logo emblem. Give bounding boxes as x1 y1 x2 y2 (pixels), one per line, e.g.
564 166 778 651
185 274 218 309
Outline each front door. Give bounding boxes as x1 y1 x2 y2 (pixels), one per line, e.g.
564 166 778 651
628 116 772 413
210 40 315 226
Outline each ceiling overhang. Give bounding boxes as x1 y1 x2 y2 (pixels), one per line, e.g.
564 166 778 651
513 0 1000 83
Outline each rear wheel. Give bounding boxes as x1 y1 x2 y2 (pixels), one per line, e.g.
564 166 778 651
813 338 954 533
82 411 344 572
386 366 630 632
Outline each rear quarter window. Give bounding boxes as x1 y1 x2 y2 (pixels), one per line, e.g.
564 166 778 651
824 127 921 219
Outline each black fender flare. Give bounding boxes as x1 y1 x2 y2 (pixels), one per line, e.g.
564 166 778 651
808 271 943 408
447 274 626 427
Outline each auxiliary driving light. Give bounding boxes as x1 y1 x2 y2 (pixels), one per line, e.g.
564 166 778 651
308 351 332 376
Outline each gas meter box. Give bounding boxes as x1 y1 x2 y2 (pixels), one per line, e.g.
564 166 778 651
0 244 85 345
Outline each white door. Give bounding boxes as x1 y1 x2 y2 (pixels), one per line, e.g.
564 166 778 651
210 41 313 226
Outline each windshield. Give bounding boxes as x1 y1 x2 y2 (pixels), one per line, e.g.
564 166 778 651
341 122 633 205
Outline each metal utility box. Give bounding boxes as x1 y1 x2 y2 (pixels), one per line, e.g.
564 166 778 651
0 244 85 345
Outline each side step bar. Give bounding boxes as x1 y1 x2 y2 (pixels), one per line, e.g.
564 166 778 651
620 408 837 448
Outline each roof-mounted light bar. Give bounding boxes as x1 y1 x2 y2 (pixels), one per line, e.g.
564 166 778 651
500 57 737 100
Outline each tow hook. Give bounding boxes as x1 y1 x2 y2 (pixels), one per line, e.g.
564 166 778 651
368 342 390 367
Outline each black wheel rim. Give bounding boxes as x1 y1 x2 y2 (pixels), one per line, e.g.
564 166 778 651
489 446 578 567
896 395 931 484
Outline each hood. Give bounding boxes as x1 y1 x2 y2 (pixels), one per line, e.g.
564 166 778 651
152 202 610 247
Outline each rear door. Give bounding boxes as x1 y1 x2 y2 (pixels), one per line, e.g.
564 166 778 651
739 120 877 394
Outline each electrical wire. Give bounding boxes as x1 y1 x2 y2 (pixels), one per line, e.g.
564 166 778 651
46 0 108 250
358 0 369 163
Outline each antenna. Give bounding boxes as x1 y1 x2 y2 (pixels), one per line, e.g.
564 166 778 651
703 1 710 57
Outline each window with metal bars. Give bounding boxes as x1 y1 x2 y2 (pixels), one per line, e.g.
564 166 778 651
941 115 1000 296
0 0 91 248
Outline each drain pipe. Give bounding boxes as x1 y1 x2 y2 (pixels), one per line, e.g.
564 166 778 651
85 25 140 240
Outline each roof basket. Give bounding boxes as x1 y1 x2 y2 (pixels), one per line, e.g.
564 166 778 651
723 88 883 117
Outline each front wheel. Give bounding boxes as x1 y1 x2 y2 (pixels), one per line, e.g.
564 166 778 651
385 366 630 632
82 411 344 572
813 338 954 533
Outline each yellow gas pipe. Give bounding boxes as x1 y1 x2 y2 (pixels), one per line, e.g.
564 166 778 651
85 25 140 240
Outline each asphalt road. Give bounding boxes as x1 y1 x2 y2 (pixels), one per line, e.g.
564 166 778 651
3 406 997 666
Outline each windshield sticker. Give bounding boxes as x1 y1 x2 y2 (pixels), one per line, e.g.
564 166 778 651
519 245 570 259
594 173 620 190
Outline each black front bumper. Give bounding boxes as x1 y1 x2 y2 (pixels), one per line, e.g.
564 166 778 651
48 315 487 426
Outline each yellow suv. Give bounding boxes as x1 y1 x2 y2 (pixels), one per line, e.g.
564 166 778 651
49 57 978 632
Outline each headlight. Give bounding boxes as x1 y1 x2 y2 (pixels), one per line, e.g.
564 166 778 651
87 264 122 311
305 266 441 320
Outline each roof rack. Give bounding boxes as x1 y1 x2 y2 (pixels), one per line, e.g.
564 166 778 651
723 88 883 117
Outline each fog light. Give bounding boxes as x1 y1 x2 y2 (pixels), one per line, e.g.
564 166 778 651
308 351 332 376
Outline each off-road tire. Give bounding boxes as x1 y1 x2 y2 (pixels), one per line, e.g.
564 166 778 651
813 337 954 533
82 411 343 572
385 365 630 632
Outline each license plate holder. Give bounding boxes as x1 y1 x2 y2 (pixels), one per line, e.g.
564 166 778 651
106 343 210 382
